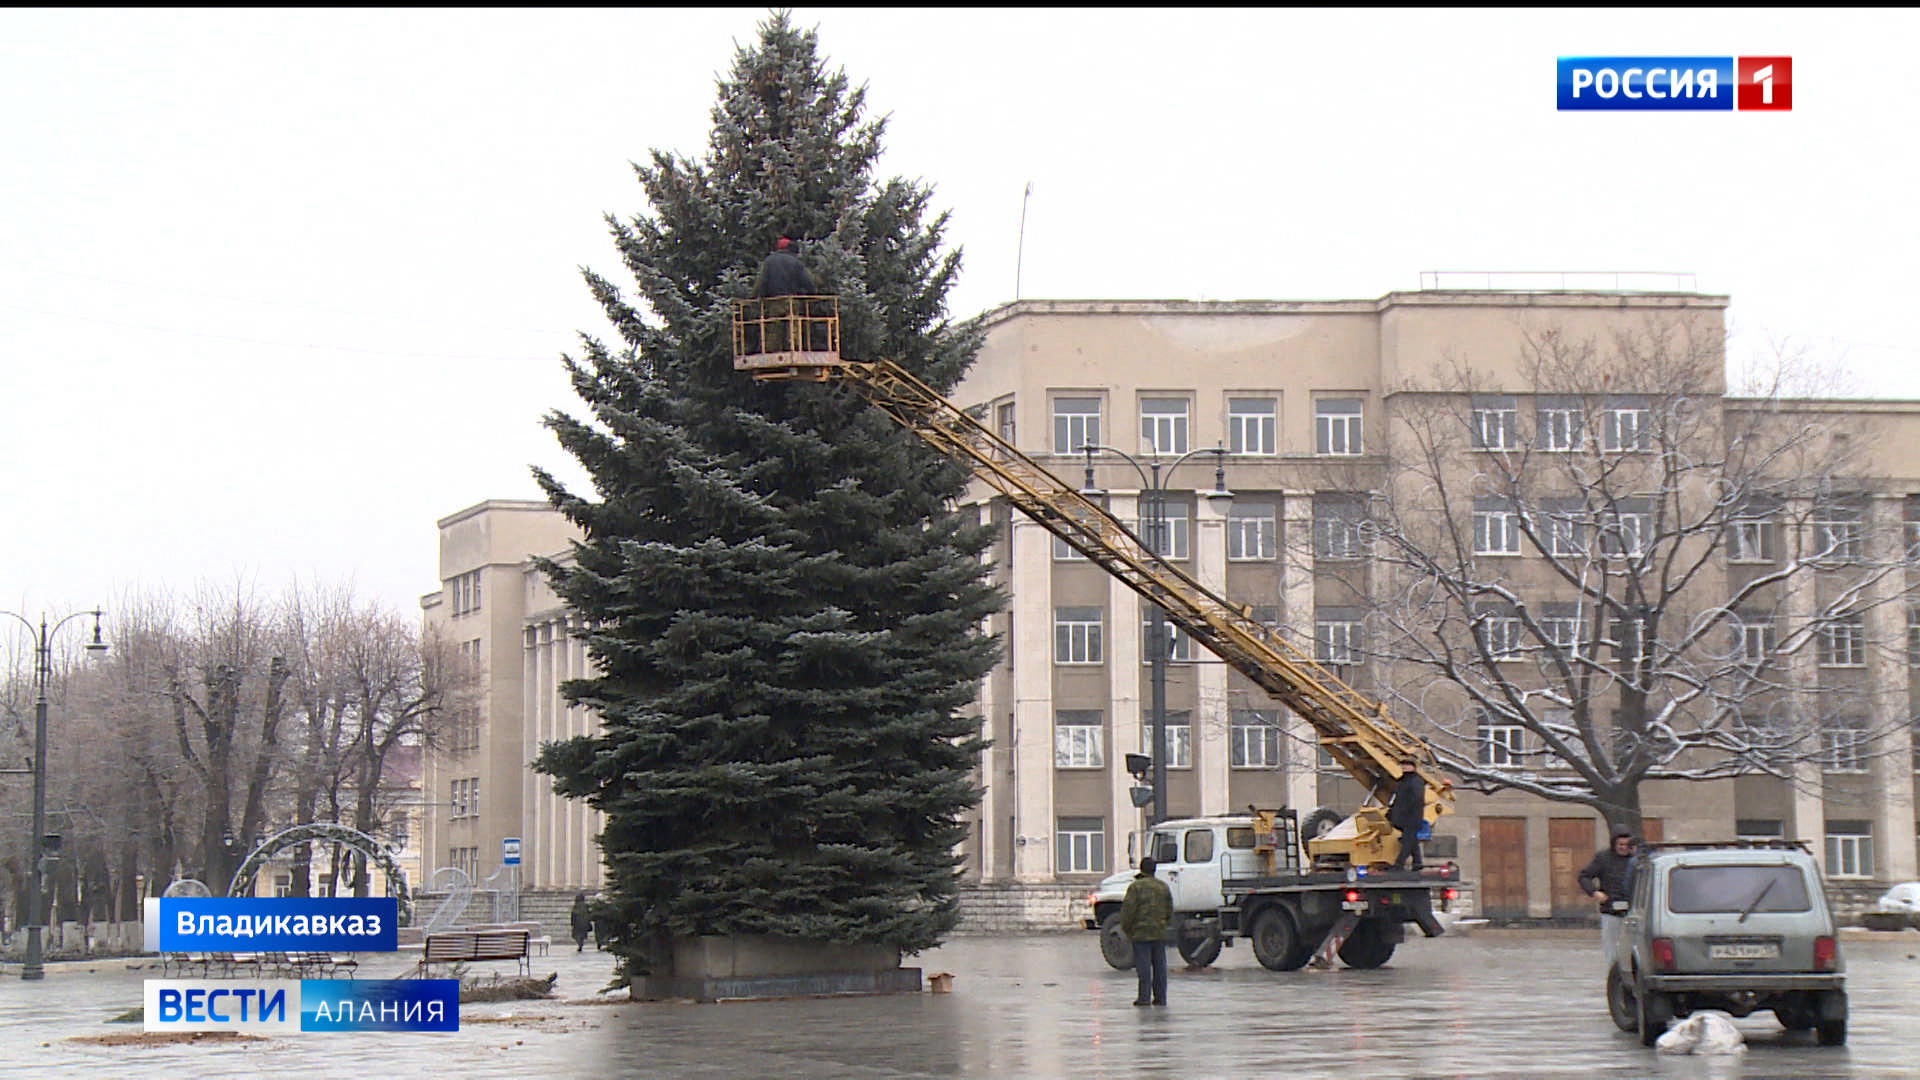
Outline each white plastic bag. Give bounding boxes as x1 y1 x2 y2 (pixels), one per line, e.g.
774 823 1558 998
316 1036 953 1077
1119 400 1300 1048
1655 1009 1748 1055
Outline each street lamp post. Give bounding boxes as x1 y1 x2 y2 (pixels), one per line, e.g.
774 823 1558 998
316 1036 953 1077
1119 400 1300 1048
3 609 107 981
1078 445 1230 826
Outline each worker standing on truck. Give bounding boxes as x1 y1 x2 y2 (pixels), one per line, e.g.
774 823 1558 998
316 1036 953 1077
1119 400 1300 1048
1387 755 1426 871
1578 824 1638 963
1121 857 1173 1007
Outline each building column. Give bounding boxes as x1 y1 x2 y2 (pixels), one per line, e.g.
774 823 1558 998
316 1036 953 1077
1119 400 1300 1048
1869 495 1918 880
1193 485 1232 815
1009 516 1056 882
1281 490 1319 816
1104 494 1147 865
1783 498 1827 861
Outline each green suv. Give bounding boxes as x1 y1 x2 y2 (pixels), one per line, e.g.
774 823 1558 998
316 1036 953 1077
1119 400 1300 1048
1606 840 1846 1047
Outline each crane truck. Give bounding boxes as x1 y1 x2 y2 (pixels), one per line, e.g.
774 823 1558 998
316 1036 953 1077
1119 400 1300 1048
730 296 1462 972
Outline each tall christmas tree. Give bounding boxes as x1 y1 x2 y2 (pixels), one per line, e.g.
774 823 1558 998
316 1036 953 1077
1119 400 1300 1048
533 13 1002 980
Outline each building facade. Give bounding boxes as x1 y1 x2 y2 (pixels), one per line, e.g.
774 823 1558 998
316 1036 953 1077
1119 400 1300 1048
424 288 1920 919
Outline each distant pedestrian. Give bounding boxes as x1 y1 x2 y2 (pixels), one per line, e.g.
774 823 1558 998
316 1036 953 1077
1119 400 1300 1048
1387 755 1426 871
570 892 592 953
1121 857 1173 1007
1579 825 1638 962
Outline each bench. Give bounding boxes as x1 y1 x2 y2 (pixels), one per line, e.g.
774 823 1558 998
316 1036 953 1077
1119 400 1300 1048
413 929 530 977
296 950 359 978
209 951 261 978
161 952 210 977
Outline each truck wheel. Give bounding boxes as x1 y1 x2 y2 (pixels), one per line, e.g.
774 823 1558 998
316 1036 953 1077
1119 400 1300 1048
1098 913 1135 971
1337 919 1397 969
1816 1017 1847 1046
1301 807 1343 858
1606 966 1638 1033
1249 905 1306 971
1636 976 1674 1047
1176 924 1222 968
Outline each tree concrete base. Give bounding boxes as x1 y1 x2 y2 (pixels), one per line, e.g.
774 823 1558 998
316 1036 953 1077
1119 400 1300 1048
633 935 922 1002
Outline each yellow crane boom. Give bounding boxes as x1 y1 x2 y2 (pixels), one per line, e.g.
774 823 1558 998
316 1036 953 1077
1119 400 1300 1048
732 297 1452 863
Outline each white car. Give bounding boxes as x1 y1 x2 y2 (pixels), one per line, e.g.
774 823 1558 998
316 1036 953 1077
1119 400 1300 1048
1874 882 1920 915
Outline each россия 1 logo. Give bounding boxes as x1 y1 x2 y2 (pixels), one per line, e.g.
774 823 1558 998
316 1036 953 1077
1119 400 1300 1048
1557 57 1791 111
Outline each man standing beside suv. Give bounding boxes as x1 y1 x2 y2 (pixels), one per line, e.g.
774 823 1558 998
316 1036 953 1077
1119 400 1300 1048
1578 824 1638 962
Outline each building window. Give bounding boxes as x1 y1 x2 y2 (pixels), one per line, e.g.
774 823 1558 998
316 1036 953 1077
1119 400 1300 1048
1728 515 1775 563
1471 400 1519 451
1140 397 1189 456
1053 494 1106 561
1138 500 1190 560
1139 712 1193 768
1825 821 1873 879
995 401 1016 445
1314 497 1369 560
1735 819 1784 842
1735 616 1776 666
1541 508 1584 558
1230 710 1282 768
1818 615 1865 668
1478 715 1525 767
1054 710 1104 769
1053 607 1103 665
1315 398 1363 456
1812 506 1863 562
1823 721 1868 773
1474 507 1522 555
1540 614 1588 655
1140 618 1195 663
449 777 481 819
449 569 483 616
1603 403 1651 452
1909 608 1920 667
1477 615 1525 662
1227 503 1277 560
1315 617 1363 666
1536 403 1583 452
1602 510 1651 559
1055 817 1106 874
1052 396 1101 454
1228 397 1276 455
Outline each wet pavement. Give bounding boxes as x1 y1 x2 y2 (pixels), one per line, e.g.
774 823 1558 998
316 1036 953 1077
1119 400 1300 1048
2 929 1919 1078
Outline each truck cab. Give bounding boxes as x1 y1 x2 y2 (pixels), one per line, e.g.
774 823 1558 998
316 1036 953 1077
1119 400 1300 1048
1085 816 1263 968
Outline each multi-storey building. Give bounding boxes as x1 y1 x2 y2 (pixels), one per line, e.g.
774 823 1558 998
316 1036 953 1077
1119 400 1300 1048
424 286 1920 919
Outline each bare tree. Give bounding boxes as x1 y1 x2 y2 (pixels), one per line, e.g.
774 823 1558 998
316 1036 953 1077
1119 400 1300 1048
1333 316 1913 831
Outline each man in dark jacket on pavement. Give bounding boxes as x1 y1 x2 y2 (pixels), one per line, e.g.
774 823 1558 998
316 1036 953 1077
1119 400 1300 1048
1387 755 1426 871
1578 824 1639 962
1121 856 1174 1007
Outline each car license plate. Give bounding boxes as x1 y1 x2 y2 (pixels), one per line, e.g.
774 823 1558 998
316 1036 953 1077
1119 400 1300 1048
1709 943 1779 960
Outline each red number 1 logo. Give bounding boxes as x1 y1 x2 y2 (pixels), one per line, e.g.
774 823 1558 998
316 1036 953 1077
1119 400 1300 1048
1737 56 1792 111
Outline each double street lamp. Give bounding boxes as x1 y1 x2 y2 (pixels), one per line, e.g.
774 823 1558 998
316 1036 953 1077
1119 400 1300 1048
1077 444 1230 826
2 609 107 981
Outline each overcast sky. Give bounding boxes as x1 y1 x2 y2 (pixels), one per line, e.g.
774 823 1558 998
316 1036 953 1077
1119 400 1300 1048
1 8 1913 628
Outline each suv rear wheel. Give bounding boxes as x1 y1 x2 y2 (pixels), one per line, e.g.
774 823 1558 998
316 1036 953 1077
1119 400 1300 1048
1636 973 1674 1047
1605 966 1638 1033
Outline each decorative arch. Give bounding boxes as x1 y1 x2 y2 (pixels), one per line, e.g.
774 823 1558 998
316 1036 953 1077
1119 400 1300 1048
226 823 413 924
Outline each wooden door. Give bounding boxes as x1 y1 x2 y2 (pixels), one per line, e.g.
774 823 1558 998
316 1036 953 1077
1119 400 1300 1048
1479 817 1529 919
1549 818 1597 917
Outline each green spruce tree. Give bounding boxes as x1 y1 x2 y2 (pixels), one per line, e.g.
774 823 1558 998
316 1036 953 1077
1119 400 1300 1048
532 13 1002 980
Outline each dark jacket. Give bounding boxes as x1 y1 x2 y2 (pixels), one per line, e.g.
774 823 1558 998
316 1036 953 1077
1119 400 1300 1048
1577 847 1637 912
753 249 815 298
1386 769 1426 831
570 899 592 937
1120 872 1173 943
